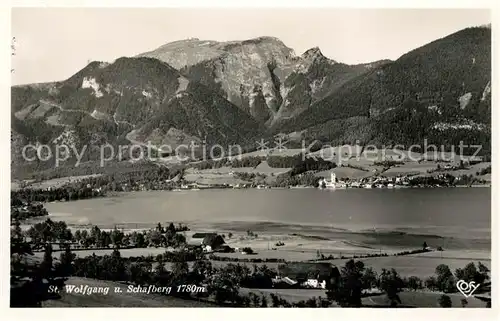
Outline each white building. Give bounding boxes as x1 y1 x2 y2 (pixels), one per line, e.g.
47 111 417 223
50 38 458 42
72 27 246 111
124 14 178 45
302 279 327 289
318 173 346 189
319 173 335 189
350 181 361 188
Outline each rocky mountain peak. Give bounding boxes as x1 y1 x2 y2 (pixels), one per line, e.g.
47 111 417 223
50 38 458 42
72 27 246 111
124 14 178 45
225 36 289 49
248 36 286 44
302 46 322 58
301 47 335 64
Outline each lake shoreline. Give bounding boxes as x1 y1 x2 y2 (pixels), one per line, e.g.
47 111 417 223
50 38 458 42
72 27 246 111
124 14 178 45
33 213 491 256
39 187 491 256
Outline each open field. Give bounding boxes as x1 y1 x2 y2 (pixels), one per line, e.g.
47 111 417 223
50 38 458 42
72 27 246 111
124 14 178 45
446 162 491 177
382 162 438 176
33 242 383 264
206 253 490 280
214 249 315 262
315 167 372 180
185 161 292 185
324 255 491 279
235 148 305 158
11 174 103 191
383 161 491 178
309 146 424 163
183 173 247 186
478 173 491 182
408 249 491 260
362 291 488 308
191 161 290 175
41 277 215 307
218 231 407 258
240 287 330 304
33 247 169 260
253 161 292 175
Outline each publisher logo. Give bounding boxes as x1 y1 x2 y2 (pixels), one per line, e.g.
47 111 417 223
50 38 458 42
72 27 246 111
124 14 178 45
456 280 480 297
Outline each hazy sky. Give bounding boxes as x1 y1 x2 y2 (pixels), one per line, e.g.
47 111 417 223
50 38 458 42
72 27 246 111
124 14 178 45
12 8 490 85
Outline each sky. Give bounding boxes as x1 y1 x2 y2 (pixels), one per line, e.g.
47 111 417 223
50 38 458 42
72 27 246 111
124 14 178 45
11 8 490 85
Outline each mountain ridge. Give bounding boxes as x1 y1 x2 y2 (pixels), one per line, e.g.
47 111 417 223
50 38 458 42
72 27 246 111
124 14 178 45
11 25 491 177
138 36 385 125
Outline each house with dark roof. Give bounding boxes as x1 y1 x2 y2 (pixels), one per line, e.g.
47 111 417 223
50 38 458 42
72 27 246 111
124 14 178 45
192 232 217 239
188 233 216 247
187 233 225 252
202 234 225 252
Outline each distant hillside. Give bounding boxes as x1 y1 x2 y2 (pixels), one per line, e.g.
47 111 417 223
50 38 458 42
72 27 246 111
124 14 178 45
11 26 492 178
11 57 261 177
270 49 389 126
132 81 264 147
275 26 491 150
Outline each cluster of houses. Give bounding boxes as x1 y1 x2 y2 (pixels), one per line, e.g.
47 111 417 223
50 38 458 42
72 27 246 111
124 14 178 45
173 182 242 191
318 172 455 189
318 173 406 189
174 182 267 190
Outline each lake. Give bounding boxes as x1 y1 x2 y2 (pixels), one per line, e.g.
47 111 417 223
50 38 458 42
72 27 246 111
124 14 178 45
44 188 491 251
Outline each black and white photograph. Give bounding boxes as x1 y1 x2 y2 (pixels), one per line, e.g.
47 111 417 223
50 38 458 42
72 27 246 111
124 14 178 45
7 4 495 311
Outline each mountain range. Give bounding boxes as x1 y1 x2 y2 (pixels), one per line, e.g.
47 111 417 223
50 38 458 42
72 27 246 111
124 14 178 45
11 25 491 175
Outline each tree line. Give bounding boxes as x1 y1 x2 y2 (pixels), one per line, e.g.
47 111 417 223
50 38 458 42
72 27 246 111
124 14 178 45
11 216 490 307
11 202 48 221
190 156 264 171
12 186 105 204
23 219 189 251
12 166 185 205
326 259 490 308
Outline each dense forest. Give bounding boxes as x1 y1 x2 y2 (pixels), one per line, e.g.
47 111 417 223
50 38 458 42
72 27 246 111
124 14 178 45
274 27 491 150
